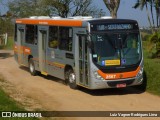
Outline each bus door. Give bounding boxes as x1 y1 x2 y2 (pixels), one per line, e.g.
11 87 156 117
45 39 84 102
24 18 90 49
76 35 89 87
17 25 25 65
38 26 48 75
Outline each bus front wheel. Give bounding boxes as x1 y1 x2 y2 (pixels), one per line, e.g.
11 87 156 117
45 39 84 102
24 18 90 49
67 69 78 89
29 58 37 76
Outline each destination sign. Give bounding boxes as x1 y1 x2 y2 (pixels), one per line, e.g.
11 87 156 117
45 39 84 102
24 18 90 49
91 23 137 31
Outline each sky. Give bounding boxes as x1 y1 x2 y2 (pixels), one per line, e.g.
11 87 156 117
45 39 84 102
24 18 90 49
0 0 157 27
94 0 157 27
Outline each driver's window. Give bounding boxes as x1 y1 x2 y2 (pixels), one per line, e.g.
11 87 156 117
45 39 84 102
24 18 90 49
127 34 137 49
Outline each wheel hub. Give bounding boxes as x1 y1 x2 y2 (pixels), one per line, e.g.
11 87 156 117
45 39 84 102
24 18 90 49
69 73 76 83
30 63 34 73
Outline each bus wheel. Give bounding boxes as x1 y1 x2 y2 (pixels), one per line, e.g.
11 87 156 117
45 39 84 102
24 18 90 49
29 58 37 76
67 69 78 89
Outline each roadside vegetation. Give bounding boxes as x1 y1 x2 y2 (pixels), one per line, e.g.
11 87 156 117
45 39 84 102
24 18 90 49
0 37 14 50
5 37 14 50
0 76 39 120
141 30 160 96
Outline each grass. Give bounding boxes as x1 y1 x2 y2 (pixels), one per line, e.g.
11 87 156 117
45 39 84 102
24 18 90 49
144 58 160 95
4 37 14 50
143 41 160 96
0 36 14 50
5 37 14 50
0 78 39 120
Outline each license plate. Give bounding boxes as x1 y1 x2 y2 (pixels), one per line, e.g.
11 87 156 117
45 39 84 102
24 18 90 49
116 83 126 88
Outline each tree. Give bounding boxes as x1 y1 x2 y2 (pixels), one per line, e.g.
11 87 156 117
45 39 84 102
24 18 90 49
150 0 155 27
154 0 160 27
8 0 48 18
149 32 160 57
103 0 120 18
8 0 101 18
42 0 101 18
133 0 153 32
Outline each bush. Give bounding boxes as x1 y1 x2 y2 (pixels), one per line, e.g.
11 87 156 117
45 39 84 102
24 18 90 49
149 32 160 58
142 34 151 41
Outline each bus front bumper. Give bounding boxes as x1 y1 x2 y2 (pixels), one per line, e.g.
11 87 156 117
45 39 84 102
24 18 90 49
90 74 143 89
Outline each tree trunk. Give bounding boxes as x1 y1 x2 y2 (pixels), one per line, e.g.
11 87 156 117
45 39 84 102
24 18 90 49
156 7 160 27
150 1 155 27
145 3 154 33
111 11 117 18
103 0 120 18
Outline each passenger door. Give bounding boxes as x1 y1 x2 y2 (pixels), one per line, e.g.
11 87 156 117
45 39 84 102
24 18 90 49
17 25 25 65
75 35 89 87
38 26 48 75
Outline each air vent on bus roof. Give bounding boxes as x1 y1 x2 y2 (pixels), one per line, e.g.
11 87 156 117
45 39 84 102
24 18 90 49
37 16 50 19
68 16 93 19
101 16 112 19
30 16 38 19
52 16 62 19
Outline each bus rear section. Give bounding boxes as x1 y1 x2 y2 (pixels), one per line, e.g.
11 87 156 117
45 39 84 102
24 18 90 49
14 17 144 90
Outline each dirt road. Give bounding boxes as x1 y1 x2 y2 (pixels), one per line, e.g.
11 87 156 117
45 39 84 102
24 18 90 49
0 50 160 120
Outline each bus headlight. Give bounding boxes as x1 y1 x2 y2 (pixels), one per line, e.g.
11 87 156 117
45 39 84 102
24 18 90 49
136 68 143 78
93 71 104 80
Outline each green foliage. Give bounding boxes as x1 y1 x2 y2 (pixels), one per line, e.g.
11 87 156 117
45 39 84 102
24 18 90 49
0 89 23 111
141 32 151 41
8 0 101 18
133 0 160 28
150 32 160 43
143 34 151 41
149 32 160 58
5 37 14 50
144 55 160 96
0 18 14 35
141 32 160 96
142 32 160 96
8 0 49 17
0 37 14 50
0 84 38 120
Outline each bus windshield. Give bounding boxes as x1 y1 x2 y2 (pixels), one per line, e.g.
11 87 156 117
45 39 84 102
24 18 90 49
91 32 142 67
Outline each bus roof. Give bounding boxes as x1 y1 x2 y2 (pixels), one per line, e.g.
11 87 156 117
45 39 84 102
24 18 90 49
15 16 138 27
16 18 84 27
88 19 138 24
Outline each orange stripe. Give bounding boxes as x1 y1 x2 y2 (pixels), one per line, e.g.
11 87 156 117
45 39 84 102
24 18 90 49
16 19 83 27
33 58 65 68
14 44 18 53
23 47 31 55
14 45 65 68
97 66 140 80
14 45 31 55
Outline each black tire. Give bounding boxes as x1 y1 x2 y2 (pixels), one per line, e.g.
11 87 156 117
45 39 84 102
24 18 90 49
66 69 78 89
29 58 37 76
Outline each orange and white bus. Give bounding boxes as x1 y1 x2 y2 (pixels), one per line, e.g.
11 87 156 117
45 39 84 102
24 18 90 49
14 16 144 89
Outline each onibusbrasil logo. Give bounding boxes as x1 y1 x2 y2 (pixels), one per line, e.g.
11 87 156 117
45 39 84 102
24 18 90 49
1 112 42 118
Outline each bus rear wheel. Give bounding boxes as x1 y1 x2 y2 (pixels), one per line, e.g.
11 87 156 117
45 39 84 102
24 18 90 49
66 69 78 89
29 58 37 76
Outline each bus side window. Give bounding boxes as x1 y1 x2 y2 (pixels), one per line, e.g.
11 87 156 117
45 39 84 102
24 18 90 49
25 25 35 44
49 26 58 49
14 24 17 42
59 27 72 51
34 25 38 45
